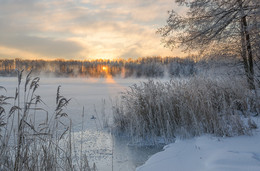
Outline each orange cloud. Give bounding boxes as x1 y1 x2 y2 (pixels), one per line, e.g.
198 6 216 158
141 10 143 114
0 0 185 60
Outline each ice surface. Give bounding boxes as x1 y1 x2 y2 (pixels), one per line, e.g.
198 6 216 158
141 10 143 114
0 76 162 171
3 76 259 171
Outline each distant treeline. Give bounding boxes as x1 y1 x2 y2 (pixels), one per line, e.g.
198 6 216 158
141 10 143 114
0 57 198 78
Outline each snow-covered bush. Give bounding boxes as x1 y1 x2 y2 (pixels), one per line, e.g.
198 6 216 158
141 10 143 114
112 77 258 143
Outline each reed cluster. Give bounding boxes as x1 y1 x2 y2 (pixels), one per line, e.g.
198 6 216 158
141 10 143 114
0 70 96 171
113 77 259 144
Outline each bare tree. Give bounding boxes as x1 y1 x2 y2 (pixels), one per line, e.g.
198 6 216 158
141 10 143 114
158 0 260 89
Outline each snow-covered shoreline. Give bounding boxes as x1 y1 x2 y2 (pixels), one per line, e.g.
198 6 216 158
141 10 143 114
137 118 260 171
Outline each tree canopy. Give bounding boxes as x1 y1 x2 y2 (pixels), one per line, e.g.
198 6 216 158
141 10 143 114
158 0 260 88
159 0 259 50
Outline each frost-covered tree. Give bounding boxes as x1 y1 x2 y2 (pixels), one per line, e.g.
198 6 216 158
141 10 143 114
158 0 260 89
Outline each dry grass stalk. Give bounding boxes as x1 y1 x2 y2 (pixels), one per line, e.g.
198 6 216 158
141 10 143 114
0 70 96 171
113 77 259 144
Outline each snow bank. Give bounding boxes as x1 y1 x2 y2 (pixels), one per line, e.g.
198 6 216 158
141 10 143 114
137 118 260 171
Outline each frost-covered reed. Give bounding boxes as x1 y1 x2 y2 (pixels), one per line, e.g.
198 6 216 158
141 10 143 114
0 70 96 171
112 77 259 144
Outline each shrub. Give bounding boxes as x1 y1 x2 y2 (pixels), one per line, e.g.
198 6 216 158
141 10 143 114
112 77 258 144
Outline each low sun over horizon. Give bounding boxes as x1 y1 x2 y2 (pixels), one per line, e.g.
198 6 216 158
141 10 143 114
0 0 186 60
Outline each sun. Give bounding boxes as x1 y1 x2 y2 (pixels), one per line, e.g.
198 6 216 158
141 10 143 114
102 66 107 71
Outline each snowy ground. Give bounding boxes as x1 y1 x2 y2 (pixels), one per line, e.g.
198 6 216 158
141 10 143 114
2 76 260 171
137 118 260 171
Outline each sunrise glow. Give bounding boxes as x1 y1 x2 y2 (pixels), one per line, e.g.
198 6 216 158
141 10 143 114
102 66 107 71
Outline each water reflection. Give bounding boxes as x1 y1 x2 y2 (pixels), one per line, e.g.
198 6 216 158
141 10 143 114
113 136 163 171
72 129 163 171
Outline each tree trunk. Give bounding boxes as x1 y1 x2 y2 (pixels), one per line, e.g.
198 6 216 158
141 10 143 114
242 15 255 89
240 18 250 84
238 0 255 89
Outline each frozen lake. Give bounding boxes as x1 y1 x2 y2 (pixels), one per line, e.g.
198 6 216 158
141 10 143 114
1 76 164 171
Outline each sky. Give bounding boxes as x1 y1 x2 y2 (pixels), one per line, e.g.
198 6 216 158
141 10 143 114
0 0 185 60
